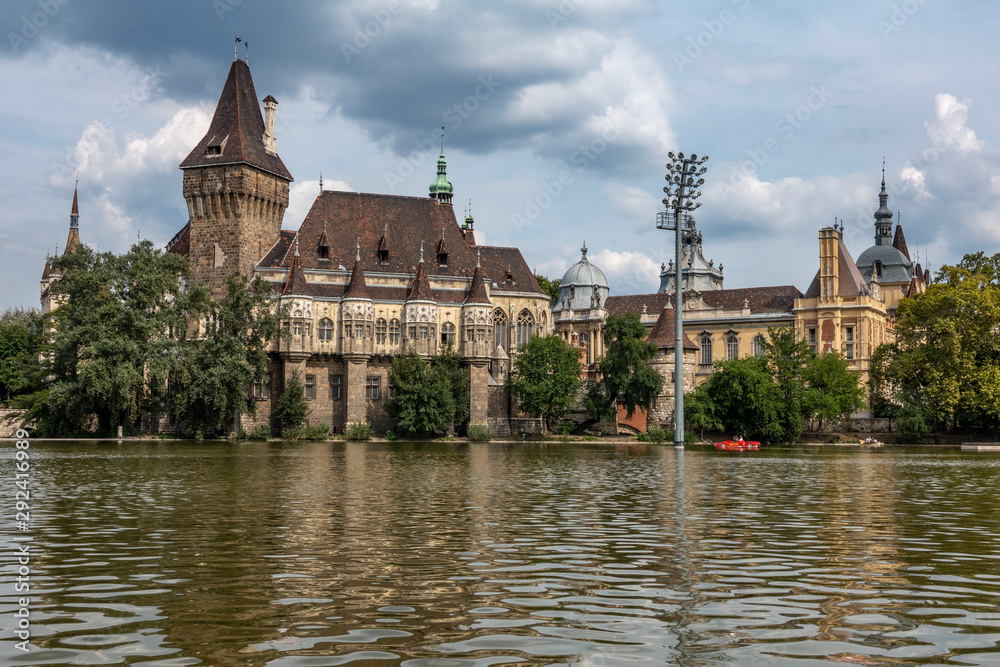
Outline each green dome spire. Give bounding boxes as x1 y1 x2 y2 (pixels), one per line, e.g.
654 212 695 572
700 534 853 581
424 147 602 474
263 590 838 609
429 127 453 205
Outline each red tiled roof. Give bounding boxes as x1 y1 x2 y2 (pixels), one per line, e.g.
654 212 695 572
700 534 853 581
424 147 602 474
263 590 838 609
605 293 673 318
803 239 869 298
892 224 910 261
343 259 370 299
648 307 699 350
165 222 191 256
465 264 491 305
282 251 310 296
606 285 801 318
180 59 293 181
407 260 434 301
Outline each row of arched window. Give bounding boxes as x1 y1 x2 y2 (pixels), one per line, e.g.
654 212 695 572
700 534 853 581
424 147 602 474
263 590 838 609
310 311 536 350
699 333 766 365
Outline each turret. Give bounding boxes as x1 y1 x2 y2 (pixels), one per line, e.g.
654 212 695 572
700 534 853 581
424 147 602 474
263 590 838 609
428 128 453 205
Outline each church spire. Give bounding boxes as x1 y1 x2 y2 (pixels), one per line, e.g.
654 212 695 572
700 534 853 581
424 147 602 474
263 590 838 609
64 182 81 255
874 159 894 245
429 127 454 205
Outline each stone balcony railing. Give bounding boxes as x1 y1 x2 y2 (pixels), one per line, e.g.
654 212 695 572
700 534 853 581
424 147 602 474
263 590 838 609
340 336 374 357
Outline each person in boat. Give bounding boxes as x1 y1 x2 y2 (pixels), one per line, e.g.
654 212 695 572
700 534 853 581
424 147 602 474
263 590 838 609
736 435 744 444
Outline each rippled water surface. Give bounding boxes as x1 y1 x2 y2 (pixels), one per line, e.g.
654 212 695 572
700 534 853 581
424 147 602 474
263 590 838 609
2 442 1000 666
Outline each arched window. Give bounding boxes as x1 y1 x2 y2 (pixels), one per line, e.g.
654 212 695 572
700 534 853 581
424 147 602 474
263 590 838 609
441 321 455 346
375 318 387 344
752 334 765 357
516 310 534 349
493 308 508 351
318 318 334 341
726 333 739 360
700 335 713 366
389 318 400 344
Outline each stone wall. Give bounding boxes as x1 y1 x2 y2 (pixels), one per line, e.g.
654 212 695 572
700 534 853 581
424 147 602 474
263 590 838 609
0 410 26 437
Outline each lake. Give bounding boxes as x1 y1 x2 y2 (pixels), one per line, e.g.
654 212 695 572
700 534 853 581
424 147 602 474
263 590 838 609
2 441 999 666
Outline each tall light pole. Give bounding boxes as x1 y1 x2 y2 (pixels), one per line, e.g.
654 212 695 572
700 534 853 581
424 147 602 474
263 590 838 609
658 152 708 449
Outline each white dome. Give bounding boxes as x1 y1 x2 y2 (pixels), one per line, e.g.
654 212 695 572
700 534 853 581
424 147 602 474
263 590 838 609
560 243 608 289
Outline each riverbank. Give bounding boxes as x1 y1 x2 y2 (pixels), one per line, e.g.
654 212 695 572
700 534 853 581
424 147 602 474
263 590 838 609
1 432 989 447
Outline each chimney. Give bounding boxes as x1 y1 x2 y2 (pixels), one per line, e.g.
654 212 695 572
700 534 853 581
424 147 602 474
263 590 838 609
262 94 277 154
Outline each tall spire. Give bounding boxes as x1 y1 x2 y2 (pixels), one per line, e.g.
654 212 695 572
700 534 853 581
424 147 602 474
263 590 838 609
874 160 893 245
64 183 81 254
428 126 454 205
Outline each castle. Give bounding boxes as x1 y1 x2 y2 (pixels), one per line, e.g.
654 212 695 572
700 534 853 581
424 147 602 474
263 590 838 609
46 56 551 435
43 56 929 435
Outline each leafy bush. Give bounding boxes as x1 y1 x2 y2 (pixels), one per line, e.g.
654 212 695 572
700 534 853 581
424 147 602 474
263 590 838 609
345 422 373 441
646 425 667 443
283 423 330 441
237 424 271 441
275 371 309 432
467 424 491 442
385 430 399 442
896 406 929 443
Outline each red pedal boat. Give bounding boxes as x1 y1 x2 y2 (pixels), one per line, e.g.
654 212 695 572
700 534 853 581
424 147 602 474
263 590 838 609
714 439 760 451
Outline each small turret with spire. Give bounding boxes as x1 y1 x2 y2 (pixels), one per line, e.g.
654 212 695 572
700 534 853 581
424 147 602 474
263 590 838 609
874 159 893 245
429 127 454 205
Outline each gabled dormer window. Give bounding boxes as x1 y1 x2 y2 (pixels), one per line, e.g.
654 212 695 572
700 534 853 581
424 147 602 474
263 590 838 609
205 134 228 157
318 245 329 259
378 248 389 263
437 251 448 266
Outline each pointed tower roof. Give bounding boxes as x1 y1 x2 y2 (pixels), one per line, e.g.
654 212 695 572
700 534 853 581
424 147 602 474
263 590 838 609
647 306 699 351
180 59 293 181
344 239 371 299
464 261 491 305
282 239 310 296
41 256 53 280
407 254 435 302
428 127 453 204
64 185 81 254
892 219 910 260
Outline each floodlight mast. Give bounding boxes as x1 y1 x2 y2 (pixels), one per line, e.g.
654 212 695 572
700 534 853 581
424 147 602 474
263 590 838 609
661 151 708 449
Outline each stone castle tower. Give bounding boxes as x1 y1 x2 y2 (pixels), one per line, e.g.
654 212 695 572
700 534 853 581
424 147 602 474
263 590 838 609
179 57 293 295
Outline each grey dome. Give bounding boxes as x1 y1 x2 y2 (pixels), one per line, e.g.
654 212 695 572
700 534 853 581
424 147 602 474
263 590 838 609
553 243 609 314
561 251 608 289
856 244 913 284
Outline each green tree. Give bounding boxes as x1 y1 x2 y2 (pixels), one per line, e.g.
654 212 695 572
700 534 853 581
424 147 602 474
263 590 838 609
699 356 783 442
435 345 470 430
762 326 811 442
802 352 865 432
586 313 663 421
170 274 284 438
874 252 1000 433
534 275 561 305
274 370 309 433
42 241 195 435
684 382 723 437
507 335 582 431
0 308 44 403
386 351 456 437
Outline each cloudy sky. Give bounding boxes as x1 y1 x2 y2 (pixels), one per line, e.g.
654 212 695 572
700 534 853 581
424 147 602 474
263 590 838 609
3 0 999 310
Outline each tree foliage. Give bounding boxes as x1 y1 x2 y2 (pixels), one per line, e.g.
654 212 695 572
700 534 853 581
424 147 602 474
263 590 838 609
169 274 284 438
386 351 458 438
870 252 1000 433
507 335 582 430
41 241 196 435
586 313 663 421
690 326 863 443
534 275 561 305
274 370 309 432
0 308 44 403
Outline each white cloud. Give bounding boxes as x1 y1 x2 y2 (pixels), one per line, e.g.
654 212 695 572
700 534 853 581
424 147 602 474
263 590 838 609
926 93 983 154
51 105 211 189
285 179 354 229
592 248 661 295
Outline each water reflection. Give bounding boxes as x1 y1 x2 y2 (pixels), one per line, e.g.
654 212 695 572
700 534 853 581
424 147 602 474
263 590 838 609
1 442 1000 665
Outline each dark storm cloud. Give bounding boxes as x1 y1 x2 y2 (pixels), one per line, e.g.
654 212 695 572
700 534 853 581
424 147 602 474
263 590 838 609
4 0 662 171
